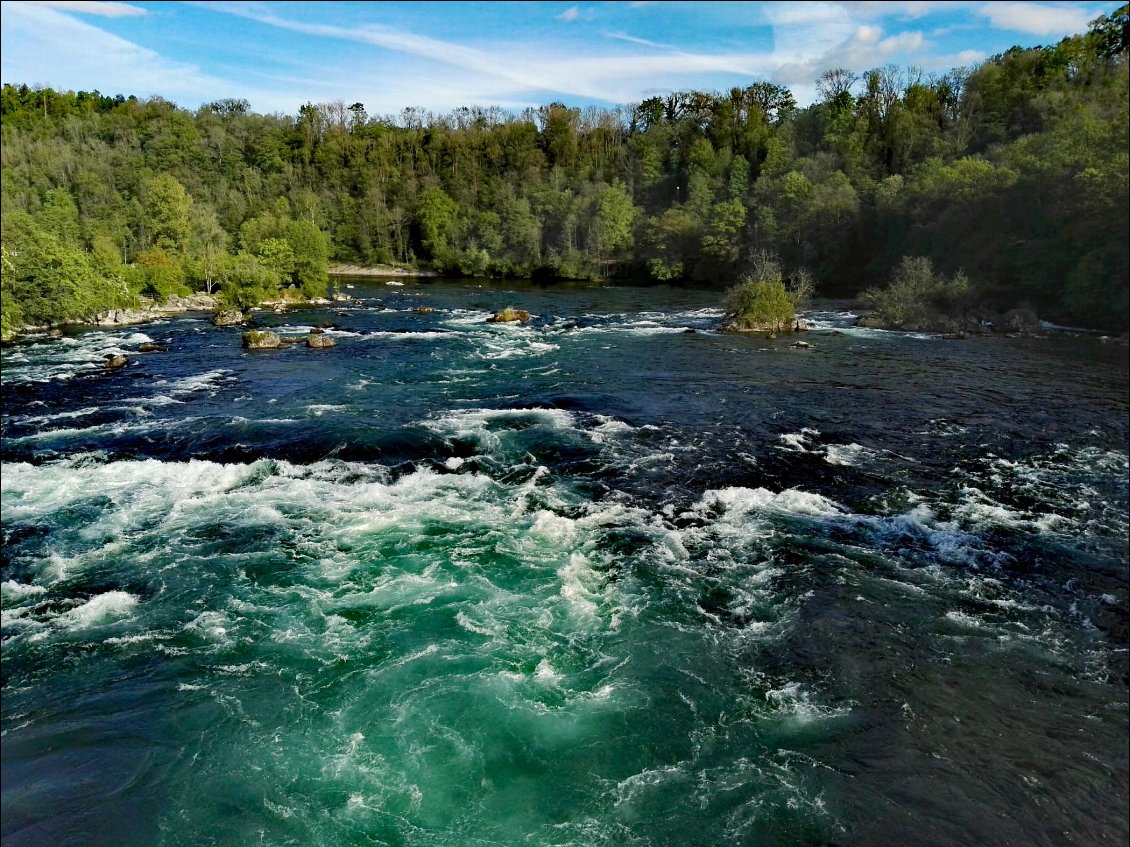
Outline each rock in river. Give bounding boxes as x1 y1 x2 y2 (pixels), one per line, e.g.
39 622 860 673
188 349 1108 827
487 307 531 323
242 330 282 350
213 309 245 327
307 334 337 349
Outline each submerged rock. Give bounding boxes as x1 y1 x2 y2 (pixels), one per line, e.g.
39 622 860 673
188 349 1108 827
137 342 168 353
242 330 282 350
413 306 435 314
212 309 244 327
105 354 128 369
487 307 531 323
790 340 813 349
307 334 336 349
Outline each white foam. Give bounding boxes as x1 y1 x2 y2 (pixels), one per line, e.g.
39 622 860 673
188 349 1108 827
306 404 347 417
63 591 138 629
777 428 821 453
699 486 843 518
558 552 603 617
529 510 577 546
764 681 850 722
823 443 878 467
1 580 47 602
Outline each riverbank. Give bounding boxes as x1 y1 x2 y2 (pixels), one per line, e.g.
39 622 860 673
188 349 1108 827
328 264 439 278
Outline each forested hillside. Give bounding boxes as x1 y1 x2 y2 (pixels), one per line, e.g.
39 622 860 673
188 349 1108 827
2 5 1126 335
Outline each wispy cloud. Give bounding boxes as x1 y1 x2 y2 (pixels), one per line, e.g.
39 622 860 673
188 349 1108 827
37 0 147 16
556 5 581 22
604 31 677 50
772 22 931 88
977 2 1095 35
205 3 776 105
0 1 291 111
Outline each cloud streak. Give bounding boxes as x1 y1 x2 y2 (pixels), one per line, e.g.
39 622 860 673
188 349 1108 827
0 1 293 111
977 2 1096 35
38 0 147 17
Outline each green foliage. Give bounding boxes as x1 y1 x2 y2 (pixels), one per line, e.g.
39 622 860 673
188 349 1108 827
588 181 638 263
860 256 972 327
136 247 190 300
142 174 193 252
286 219 330 298
724 253 800 331
416 188 461 262
1 210 133 334
1 6 1126 332
216 252 280 310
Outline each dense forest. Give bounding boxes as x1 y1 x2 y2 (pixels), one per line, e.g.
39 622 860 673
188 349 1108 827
1 5 1127 336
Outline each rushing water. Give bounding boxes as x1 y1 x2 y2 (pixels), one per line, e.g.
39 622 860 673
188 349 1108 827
2 279 1127 847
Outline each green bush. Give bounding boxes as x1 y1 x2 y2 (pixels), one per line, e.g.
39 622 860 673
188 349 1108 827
860 256 971 328
137 247 190 301
216 252 281 310
724 252 800 332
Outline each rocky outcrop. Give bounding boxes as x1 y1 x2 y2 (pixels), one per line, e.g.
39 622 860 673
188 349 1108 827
999 308 1042 335
327 264 438 278
105 354 129 369
212 309 244 326
242 330 282 350
487 307 531 323
855 306 1039 336
97 293 219 329
720 320 795 334
306 333 337 349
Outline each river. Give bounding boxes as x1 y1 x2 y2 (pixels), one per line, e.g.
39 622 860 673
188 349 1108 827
2 279 1127 846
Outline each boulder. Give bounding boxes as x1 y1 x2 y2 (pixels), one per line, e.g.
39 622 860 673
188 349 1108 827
999 308 1041 335
279 335 306 344
413 306 435 314
242 330 282 349
105 354 128 369
487 307 531 323
307 333 337 349
213 309 244 327
137 342 167 352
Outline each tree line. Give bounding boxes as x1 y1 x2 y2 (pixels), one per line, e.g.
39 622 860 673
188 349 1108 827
1 4 1126 335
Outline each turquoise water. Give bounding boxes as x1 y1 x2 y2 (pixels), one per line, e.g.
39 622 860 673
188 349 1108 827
2 281 1127 845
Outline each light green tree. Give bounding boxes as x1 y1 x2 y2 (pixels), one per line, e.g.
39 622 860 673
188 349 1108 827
143 174 193 253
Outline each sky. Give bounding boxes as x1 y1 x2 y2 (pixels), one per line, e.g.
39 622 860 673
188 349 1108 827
0 1 1113 117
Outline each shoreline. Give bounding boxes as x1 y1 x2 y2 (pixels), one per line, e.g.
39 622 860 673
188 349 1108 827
328 264 439 278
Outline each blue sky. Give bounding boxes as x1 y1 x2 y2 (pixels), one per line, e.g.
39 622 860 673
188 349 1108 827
0 1 1113 116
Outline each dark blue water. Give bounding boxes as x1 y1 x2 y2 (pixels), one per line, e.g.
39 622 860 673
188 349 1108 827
2 280 1127 846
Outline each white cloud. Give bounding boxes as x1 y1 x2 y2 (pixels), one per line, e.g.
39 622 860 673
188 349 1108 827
0 2 292 112
207 4 777 106
604 31 676 49
557 5 580 22
772 21 931 87
977 2 1094 35
848 1 974 19
37 0 146 16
